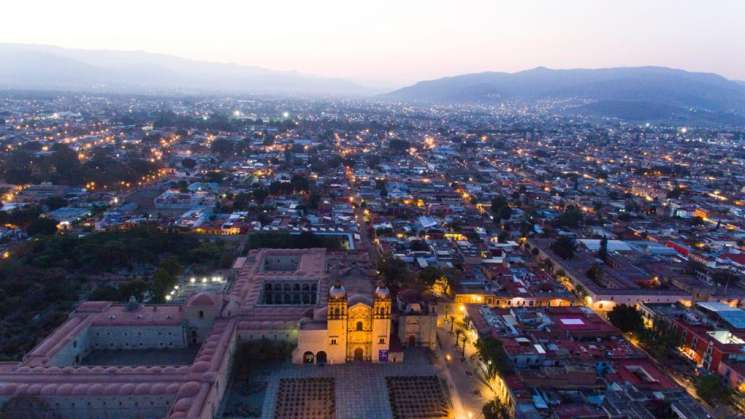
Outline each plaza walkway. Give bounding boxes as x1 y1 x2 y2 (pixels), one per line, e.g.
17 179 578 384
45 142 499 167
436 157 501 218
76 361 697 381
259 349 448 419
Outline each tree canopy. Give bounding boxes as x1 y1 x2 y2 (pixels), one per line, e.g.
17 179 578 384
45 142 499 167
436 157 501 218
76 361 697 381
490 196 513 221
550 236 576 260
476 336 511 379
608 304 643 333
694 374 731 404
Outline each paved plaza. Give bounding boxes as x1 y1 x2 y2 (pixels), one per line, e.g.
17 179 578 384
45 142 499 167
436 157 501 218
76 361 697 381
274 377 336 419
386 376 451 419
252 349 451 419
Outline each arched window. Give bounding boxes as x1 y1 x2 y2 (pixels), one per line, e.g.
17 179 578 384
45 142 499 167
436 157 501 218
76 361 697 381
356 321 363 331
199 310 204 319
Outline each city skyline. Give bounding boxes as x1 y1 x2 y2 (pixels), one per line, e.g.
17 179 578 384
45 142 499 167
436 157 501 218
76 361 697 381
2 3 745 418
2 0 744 88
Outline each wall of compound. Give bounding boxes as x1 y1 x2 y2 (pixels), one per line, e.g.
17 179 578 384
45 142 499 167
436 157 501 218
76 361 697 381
89 326 187 350
0 394 175 419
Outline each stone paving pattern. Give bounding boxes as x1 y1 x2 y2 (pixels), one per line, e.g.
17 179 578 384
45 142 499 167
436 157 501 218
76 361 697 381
386 376 451 419
261 350 449 419
274 377 336 419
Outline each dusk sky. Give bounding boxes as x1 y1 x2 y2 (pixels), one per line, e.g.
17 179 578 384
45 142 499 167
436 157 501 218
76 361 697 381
2 0 744 88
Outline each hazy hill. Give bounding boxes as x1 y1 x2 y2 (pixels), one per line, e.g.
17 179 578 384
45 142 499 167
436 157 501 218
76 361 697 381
0 44 367 96
386 67 745 124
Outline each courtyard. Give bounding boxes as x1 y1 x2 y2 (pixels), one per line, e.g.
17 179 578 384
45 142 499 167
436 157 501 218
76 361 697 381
80 346 200 366
219 349 454 419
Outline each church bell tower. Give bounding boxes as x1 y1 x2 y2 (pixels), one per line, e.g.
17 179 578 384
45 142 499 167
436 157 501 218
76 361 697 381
326 282 348 364
371 282 391 362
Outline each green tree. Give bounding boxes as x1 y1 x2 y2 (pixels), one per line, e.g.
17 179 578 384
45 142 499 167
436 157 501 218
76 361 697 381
159 257 183 277
290 174 310 192
556 205 583 228
27 217 58 236
694 374 731 404
307 191 321 210
586 264 603 283
388 138 410 151
476 336 511 379
377 254 414 295
151 268 177 303
42 196 68 211
491 196 513 221
50 143 82 184
211 138 234 157
252 188 269 204
608 304 643 333
418 266 442 286
483 399 511 419
181 158 196 170
598 236 608 262
550 236 576 260
637 319 683 360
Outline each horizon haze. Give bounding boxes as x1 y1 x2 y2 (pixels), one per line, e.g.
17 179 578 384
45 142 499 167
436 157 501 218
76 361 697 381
1 0 744 88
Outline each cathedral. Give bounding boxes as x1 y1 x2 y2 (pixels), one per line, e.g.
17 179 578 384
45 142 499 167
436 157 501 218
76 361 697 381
0 248 414 419
293 282 401 364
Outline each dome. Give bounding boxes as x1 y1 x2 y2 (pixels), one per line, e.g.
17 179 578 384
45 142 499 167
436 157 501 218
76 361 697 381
178 381 201 397
173 398 192 412
57 384 74 396
375 282 390 299
348 293 373 306
192 362 210 373
329 283 346 299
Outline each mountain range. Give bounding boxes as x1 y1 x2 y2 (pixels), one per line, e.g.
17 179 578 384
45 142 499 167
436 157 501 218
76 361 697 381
385 67 745 125
0 44 367 96
2 44 745 125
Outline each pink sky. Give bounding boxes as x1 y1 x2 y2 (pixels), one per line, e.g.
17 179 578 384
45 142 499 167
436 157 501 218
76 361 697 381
2 0 744 88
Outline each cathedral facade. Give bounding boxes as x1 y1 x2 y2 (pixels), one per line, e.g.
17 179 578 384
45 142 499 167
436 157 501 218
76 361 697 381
293 283 400 364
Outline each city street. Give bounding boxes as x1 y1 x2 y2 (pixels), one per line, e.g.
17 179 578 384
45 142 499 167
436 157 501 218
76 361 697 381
435 326 495 419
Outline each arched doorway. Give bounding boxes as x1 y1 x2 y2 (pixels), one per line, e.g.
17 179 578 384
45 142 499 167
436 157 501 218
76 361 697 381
316 351 327 365
353 348 364 361
408 335 416 347
303 351 314 364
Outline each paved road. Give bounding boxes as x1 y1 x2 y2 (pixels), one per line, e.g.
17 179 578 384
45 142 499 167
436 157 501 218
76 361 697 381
436 328 495 419
354 205 379 264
